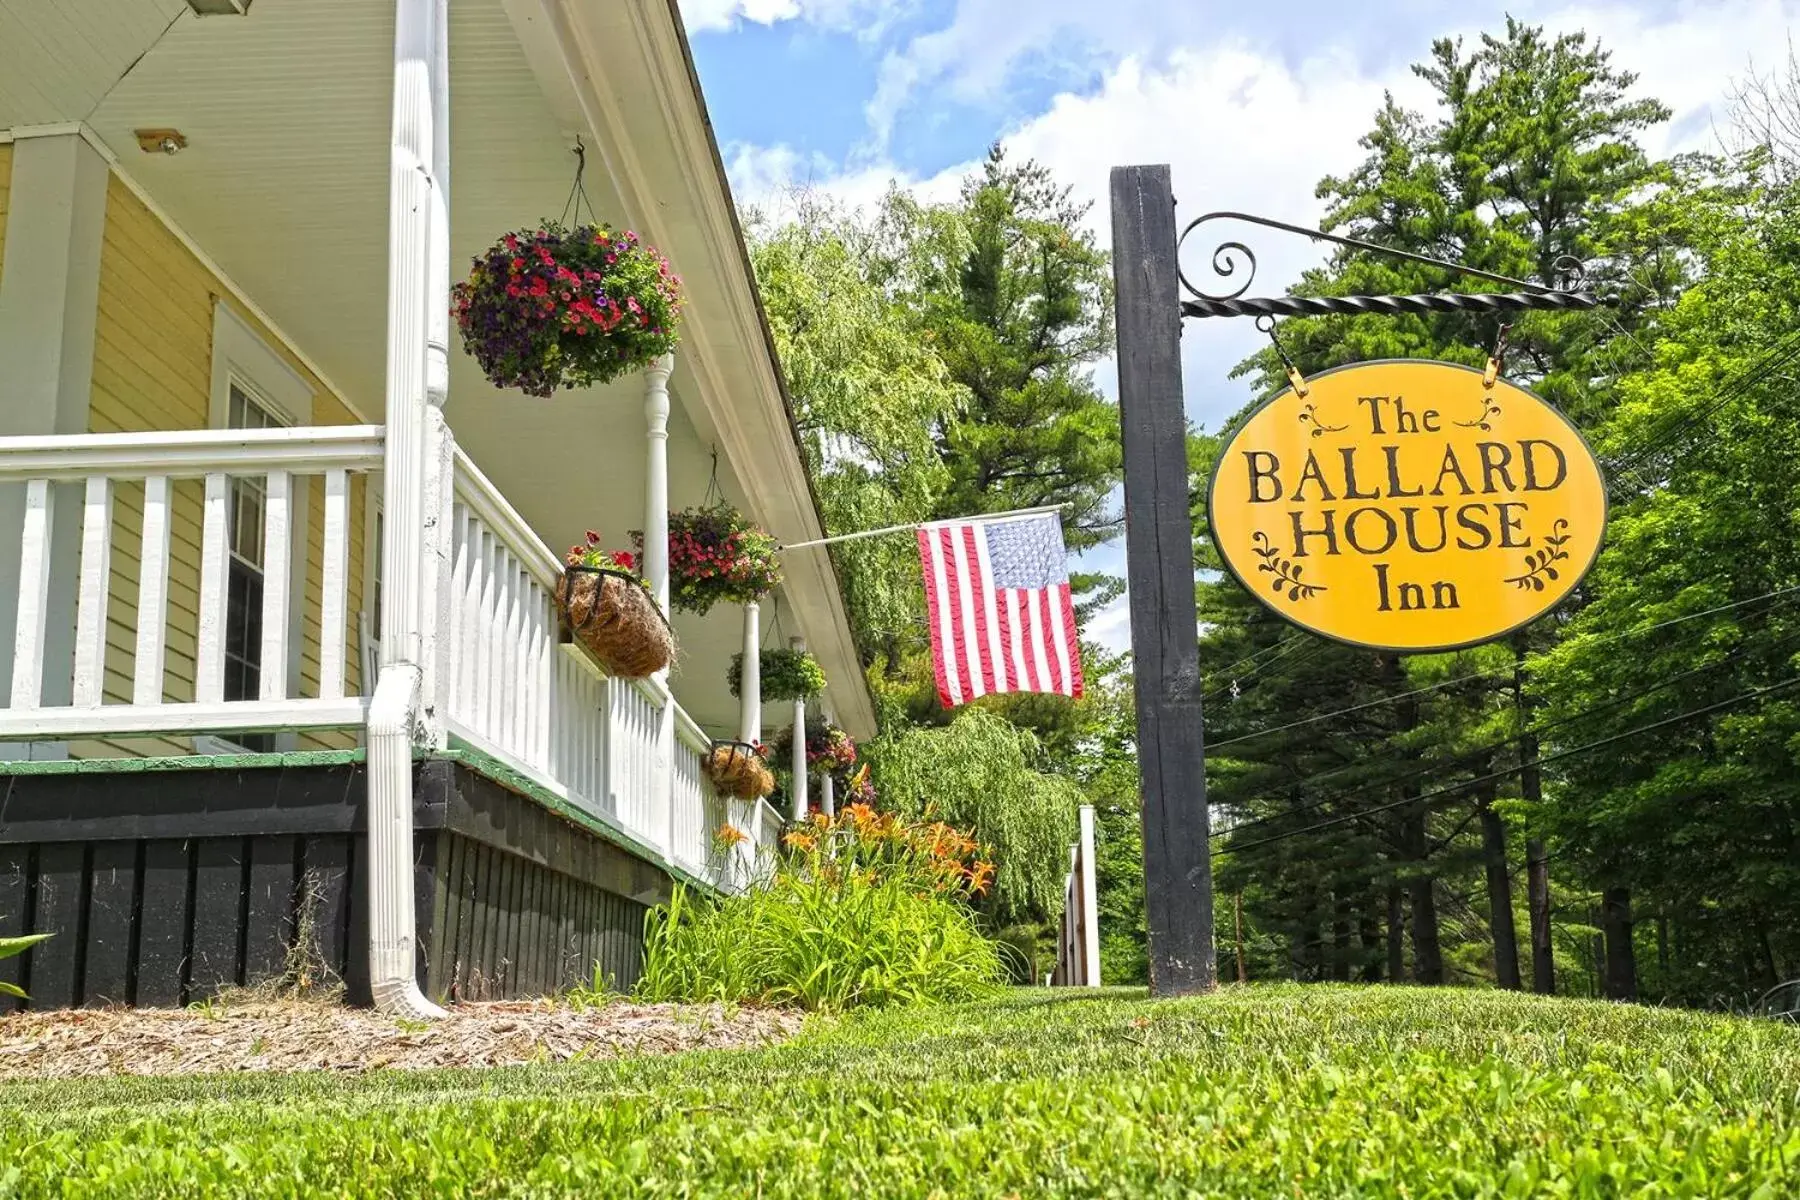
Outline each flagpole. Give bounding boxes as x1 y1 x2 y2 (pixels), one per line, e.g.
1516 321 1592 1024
779 502 1071 553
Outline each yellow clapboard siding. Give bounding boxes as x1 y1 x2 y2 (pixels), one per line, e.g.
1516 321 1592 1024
84 171 372 756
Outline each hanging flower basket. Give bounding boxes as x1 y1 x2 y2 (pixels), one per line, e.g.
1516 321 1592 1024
773 719 857 773
702 740 775 800
452 223 684 397
635 503 781 616
555 534 673 679
727 647 826 702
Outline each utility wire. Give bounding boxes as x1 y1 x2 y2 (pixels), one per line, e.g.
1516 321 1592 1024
1210 612 1800 841
1214 673 1800 857
1206 582 1800 750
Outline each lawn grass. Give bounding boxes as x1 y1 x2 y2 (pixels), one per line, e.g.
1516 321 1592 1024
2 984 1797 1197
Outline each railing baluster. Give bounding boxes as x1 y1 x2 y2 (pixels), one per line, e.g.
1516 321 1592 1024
10 478 55 710
319 469 350 700
474 527 497 738
71 476 113 708
447 504 470 719
195 472 231 704
500 556 522 751
259 470 292 702
536 594 553 770
133 476 172 706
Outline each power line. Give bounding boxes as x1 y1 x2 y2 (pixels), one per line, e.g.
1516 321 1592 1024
1209 613 1800 842
1205 582 1800 750
1203 637 1327 704
1607 330 1800 481
1214 673 1800 857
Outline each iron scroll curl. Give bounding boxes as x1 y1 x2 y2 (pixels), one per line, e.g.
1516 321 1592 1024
1175 210 1598 319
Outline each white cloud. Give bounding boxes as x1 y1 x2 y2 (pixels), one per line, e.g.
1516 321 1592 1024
721 140 965 220
678 0 915 38
1086 593 1134 655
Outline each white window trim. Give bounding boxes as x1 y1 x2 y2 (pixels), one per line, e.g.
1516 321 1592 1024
209 300 315 429
196 300 317 755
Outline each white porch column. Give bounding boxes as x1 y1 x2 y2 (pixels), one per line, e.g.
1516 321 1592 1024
643 354 676 855
643 354 674 613
789 635 808 823
738 601 761 744
365 0 450 1020
0 131 109 755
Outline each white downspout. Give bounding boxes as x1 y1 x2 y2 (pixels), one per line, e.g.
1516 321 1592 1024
367 0 448 1019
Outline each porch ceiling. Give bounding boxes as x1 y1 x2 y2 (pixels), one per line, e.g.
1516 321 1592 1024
0 0 873 739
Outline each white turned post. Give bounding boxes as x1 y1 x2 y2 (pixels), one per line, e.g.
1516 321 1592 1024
821 768 836 819
643 353 674 613
1078 804 1100 987
365 0 449 1020
739 600 761 744
643 354 676 856
789 635 808 823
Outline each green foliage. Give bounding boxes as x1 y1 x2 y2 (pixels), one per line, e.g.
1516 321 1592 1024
635 810 1006 1011
748 195 960 657
3 988 1797 1196
896 146 1123 554
862 707 1081 923
727 647 826 702
0 931 48 1000
1527 173 1800 1004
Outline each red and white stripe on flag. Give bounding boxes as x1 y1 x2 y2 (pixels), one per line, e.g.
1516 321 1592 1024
917 513 1084 709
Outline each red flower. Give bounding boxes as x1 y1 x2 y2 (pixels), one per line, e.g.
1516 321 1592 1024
614 550 636 570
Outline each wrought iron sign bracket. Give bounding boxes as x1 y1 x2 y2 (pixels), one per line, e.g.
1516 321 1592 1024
1177 210 1600 320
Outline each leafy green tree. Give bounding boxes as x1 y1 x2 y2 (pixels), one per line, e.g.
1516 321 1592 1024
1531 172 1800 1006
862 706 1083 924
748 195 962 660
882 145 1122 553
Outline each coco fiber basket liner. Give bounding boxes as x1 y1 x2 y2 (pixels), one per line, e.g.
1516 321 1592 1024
703 740 775 800
555 566 674 679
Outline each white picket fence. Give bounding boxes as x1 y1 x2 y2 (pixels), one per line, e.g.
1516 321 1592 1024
1051 804 1101 987
0 426 739 888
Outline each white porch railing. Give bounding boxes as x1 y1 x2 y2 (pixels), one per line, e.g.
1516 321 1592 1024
0 427 383 741
442 449 724 880
0 425 745 892
1051 804 1101 987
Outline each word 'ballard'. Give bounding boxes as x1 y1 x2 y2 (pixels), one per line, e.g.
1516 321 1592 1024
1208 360 1607 653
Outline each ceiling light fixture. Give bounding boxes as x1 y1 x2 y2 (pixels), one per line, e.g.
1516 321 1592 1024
135 128 188 155
185 0 252 14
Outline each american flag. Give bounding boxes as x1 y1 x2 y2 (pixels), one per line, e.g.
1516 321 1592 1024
917 513 1084 709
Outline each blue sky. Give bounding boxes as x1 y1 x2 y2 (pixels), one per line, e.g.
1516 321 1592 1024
680 0 1798 646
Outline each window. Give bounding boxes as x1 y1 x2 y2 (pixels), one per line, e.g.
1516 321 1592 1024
225 384 281 752
203 301 316 755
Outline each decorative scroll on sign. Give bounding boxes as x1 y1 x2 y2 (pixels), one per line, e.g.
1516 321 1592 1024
1208 360 1607 653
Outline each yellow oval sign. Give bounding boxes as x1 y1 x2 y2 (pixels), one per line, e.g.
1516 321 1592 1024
1208 360 1606 653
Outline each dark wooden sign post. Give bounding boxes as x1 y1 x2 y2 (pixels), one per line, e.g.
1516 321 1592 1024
1111 165 1216 995
1108 163 1599 998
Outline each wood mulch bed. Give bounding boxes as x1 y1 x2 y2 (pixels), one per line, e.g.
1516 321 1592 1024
0 997 806 1079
